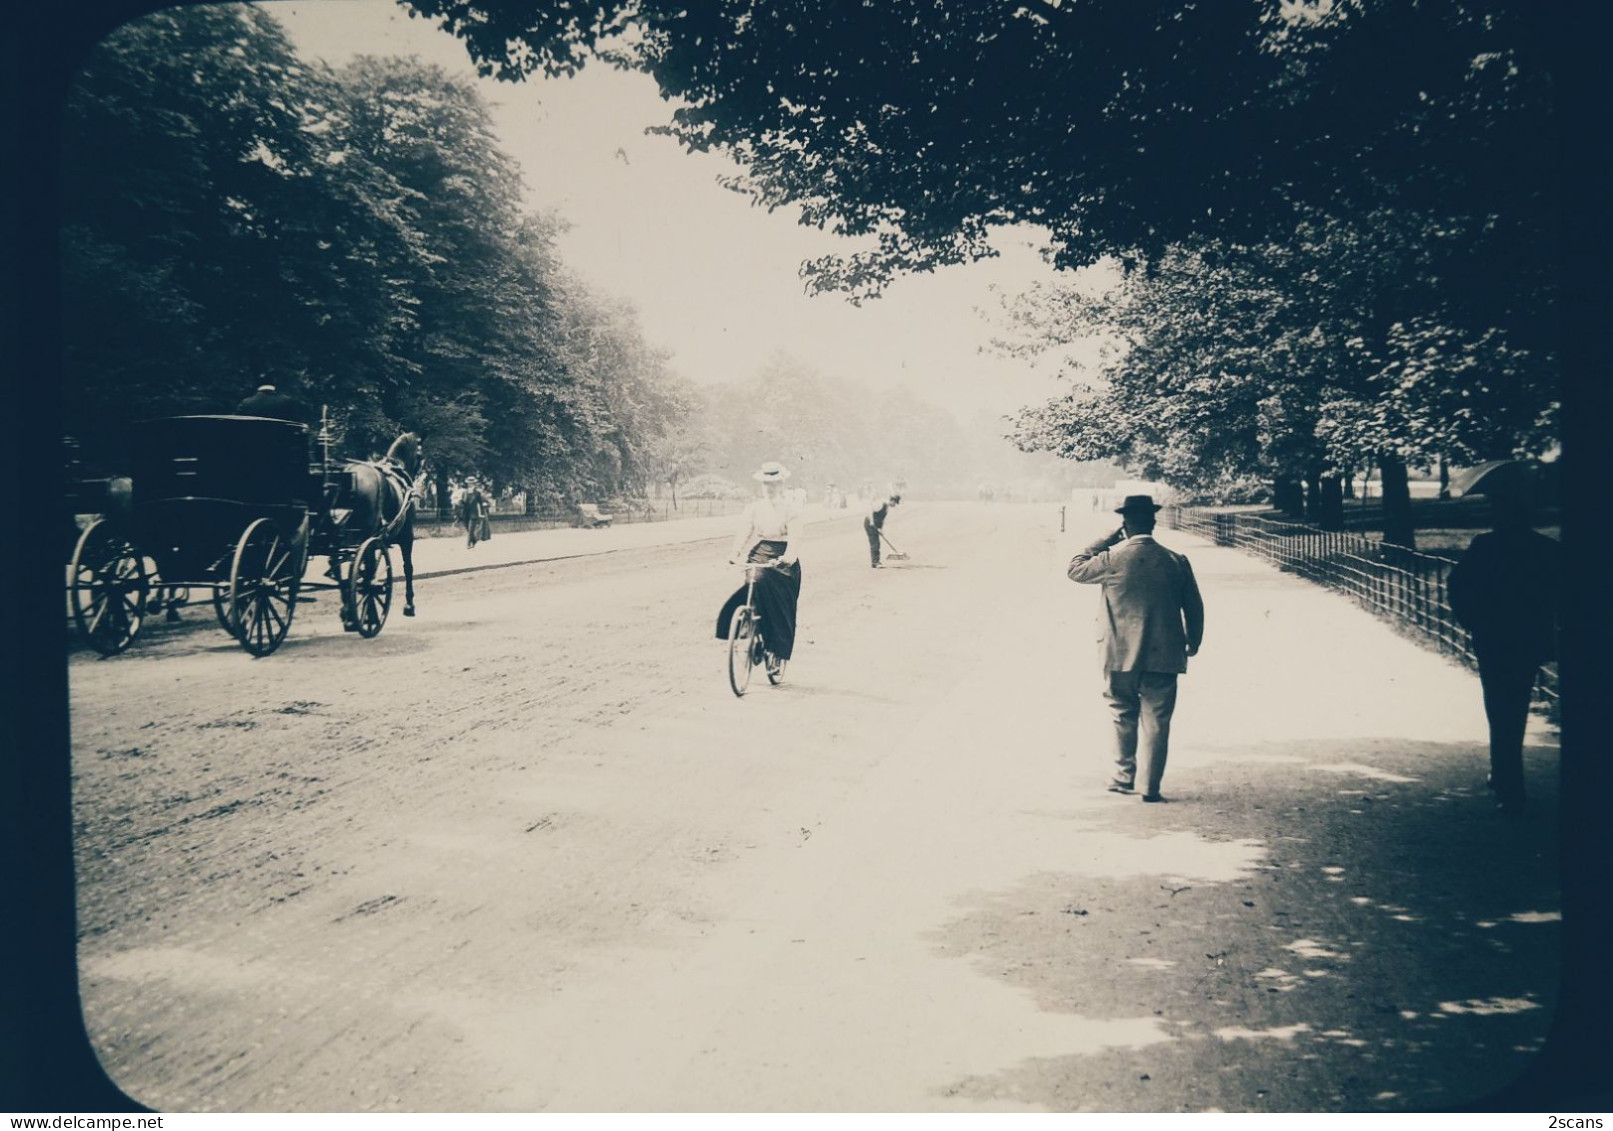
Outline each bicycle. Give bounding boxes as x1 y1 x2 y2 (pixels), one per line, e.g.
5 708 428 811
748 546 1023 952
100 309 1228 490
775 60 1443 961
728 561 787 697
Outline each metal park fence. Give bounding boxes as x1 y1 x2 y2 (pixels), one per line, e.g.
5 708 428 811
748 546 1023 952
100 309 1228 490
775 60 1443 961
1162 506 1559 714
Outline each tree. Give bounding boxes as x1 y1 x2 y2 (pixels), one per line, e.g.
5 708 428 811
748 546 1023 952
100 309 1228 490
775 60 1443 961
411 0 1558 543
1006 211 1557 544
1006 244 1322 502
61 8 681 506
328 54 532 464
408 1 1552 309
642 405 713 509
61 4 370 451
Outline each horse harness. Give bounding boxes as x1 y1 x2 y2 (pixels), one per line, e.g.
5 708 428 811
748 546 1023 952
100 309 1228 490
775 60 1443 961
323 456 425 545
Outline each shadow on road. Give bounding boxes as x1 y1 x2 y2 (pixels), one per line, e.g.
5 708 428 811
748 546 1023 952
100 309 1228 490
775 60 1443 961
927 737 1563 1112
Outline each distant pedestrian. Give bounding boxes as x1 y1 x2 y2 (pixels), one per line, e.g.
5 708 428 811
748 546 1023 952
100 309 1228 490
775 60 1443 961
1067 495 1205 802
1447 475 1559 815
457 477 492 549
864 493 899 568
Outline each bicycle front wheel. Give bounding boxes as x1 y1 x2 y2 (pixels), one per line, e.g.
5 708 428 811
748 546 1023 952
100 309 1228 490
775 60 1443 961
728 606 756 697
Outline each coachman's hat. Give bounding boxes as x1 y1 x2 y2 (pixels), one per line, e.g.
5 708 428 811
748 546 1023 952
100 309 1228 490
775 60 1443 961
1115 494 1163 514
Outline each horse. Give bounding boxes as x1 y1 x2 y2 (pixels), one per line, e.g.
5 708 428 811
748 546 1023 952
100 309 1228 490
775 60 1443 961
337 432 424 622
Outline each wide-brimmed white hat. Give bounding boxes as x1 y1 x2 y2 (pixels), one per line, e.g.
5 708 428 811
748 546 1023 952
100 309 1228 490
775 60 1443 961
752 461 791 482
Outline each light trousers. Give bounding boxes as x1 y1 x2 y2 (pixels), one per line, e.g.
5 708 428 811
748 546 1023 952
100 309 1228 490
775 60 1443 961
1103 670 1180 795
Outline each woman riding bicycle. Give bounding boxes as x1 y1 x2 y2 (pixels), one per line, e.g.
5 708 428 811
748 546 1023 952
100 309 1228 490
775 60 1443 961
715 461 804 662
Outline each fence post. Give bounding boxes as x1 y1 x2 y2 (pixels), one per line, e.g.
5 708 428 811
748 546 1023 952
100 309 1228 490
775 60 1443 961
1401 560 1410 627
1445 561 1458 651
1411 562 1422 642
1418 561 1430 643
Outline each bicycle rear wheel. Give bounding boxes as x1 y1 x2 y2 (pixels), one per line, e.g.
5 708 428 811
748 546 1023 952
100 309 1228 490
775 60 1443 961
728 606 756 697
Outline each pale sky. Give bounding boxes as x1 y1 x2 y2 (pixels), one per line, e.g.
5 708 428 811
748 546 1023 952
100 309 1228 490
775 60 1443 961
264 0 1095 419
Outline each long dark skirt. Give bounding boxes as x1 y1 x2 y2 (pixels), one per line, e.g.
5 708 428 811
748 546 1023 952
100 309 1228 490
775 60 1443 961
715 540 802 660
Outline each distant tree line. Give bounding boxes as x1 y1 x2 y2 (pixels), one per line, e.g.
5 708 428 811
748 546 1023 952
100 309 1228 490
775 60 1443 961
406 0 1559 547
61 4 691 514
659 353 1114 505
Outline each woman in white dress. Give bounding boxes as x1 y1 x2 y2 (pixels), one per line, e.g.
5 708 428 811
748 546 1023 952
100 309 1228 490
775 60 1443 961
715 461 805 660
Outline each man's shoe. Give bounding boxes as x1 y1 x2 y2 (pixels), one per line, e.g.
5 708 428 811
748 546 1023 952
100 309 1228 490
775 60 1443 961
1107 783 1135 795
1141 793 1168 803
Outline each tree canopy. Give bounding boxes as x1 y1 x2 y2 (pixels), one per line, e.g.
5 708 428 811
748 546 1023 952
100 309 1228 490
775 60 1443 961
60 3 692 506
404 0 1553 309
1005 219 1556 502
404 0 1558 542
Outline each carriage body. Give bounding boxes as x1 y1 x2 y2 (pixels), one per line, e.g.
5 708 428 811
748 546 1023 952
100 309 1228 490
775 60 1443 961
68 415 401 657
308 466 368 559
128 415 315 583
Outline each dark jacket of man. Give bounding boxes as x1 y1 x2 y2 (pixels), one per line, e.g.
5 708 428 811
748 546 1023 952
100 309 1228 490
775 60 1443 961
1447 527 1560 663
1068 532 1205 673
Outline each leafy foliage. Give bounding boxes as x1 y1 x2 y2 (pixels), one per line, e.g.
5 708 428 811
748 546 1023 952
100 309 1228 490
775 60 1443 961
61 3 690 502
1004 216 1557 513
407 0 1558 539
404 0 1553 306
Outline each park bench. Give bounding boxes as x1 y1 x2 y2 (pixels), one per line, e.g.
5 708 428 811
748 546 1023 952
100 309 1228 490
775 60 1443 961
577 502 613 528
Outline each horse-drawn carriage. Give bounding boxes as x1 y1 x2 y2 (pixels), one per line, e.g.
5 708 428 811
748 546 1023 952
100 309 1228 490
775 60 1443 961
67 415 421 657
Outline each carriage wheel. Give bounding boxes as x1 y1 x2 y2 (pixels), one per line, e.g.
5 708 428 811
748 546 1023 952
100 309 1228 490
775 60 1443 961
212 585 238 637
69 519 147 656
228 518 300 657
346 537 393 639
727 607 756 697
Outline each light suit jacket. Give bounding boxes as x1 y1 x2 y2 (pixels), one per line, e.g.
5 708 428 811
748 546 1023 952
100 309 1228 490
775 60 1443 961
1068 532 1205 674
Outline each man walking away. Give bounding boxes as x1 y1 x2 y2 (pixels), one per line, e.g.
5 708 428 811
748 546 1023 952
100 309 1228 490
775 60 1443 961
1447 473 1559 815
1068 495 1205 802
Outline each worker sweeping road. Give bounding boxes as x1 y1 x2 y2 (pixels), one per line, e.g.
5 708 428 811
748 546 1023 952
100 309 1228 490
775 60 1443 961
863 492 903 567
